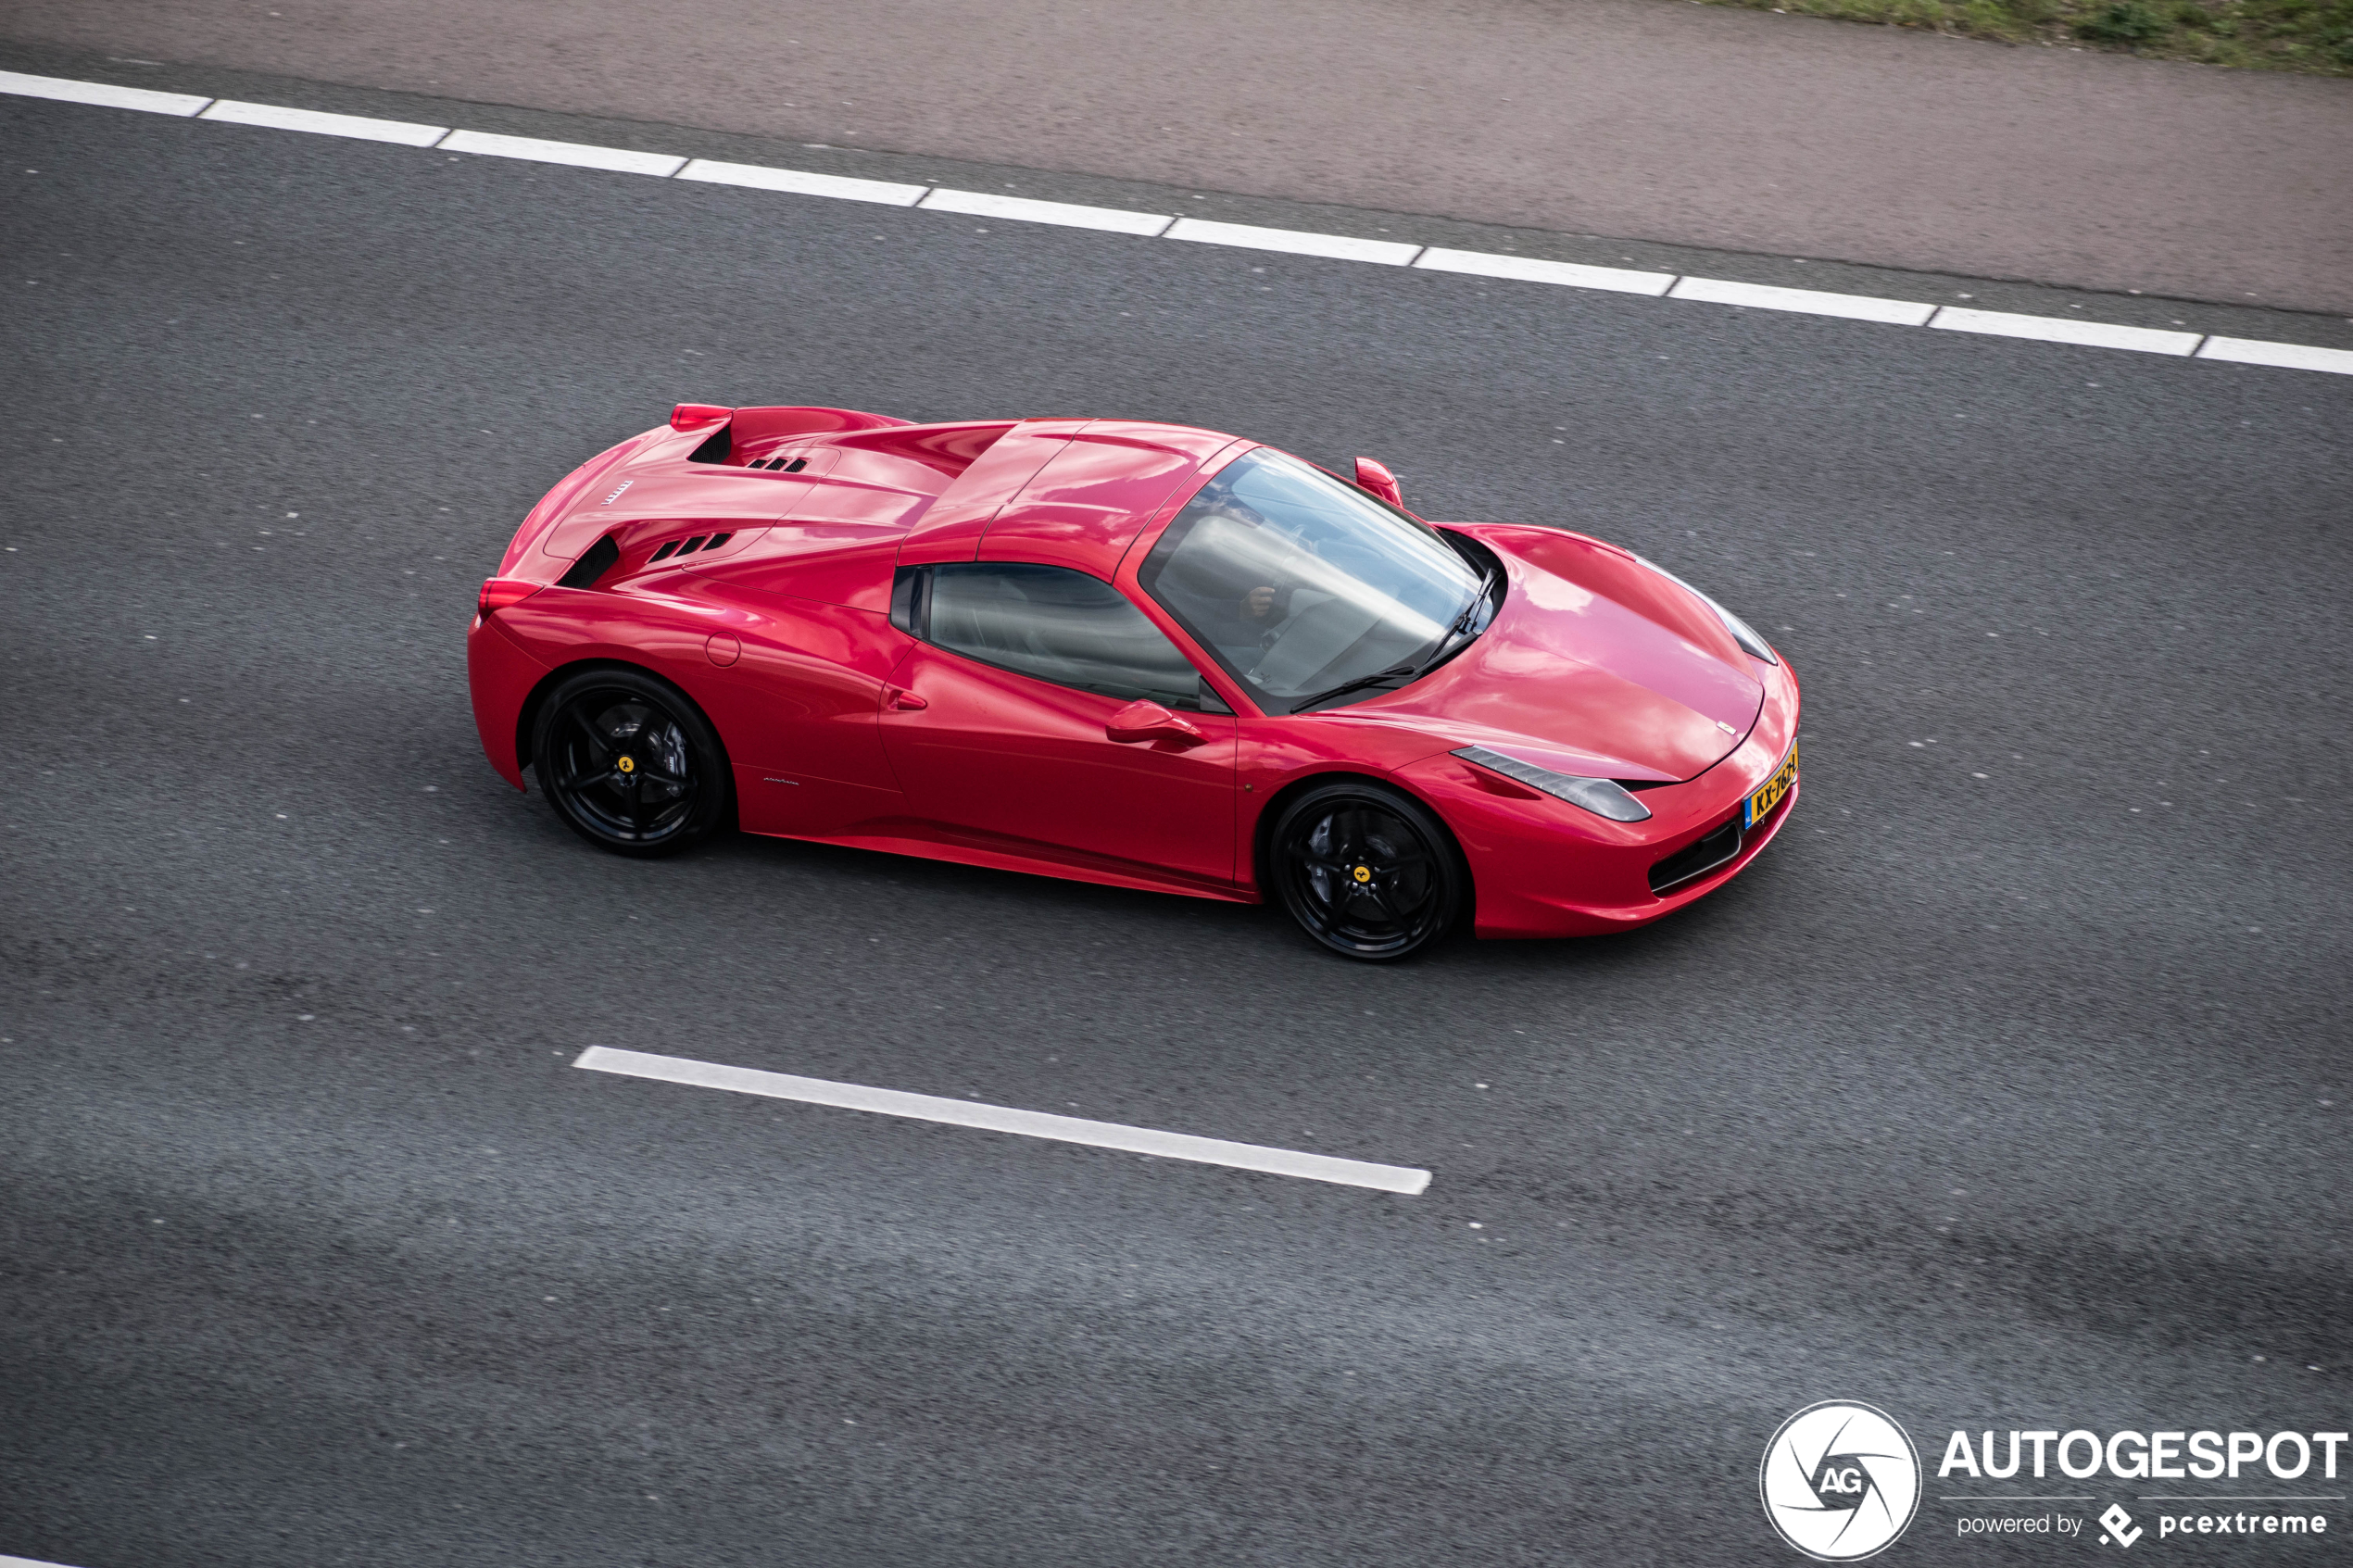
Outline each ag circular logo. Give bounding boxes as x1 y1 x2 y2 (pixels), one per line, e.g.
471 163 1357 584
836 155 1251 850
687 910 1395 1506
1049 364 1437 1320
1759 1400 1921 1561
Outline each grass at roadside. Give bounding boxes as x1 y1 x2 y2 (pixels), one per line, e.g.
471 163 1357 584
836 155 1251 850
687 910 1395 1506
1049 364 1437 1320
1698 0 2353 74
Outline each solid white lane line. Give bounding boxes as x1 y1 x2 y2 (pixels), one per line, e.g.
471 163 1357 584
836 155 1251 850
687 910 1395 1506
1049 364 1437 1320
2196 334 2353 375
1416 246 1675 297
439 129 685 178
0 69 209 117
1929 305 2200 356
2 1555 91 1568
574 1047 1433 1195
677 157 926 206
1164 217 1422 266
920 187 1173 236
199 99 448 146
1669 275 1937 326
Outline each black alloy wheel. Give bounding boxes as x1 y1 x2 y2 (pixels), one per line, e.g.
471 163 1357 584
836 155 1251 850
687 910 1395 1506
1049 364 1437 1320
1268 780 1466 960
532 668 731 857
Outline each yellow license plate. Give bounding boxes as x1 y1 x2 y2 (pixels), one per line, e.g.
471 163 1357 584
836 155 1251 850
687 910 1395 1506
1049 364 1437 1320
1744 742 1798 828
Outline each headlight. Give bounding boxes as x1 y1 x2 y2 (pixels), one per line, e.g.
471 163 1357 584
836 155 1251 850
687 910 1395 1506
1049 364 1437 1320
1453 746 1652 822
1638 558 1779 665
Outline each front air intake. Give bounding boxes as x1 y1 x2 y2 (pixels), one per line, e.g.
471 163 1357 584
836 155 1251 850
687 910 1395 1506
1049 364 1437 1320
1648 817 1742 895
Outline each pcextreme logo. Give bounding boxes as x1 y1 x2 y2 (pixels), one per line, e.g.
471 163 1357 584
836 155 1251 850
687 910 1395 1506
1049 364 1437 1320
1761 1401 1924 1561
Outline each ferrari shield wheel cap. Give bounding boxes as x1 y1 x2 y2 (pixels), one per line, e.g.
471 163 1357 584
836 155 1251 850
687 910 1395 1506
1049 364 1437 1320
1759 1401 1920 1561
532 668 732 859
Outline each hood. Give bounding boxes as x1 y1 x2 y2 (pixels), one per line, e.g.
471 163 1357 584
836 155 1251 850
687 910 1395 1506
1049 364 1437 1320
1353 523 1767 782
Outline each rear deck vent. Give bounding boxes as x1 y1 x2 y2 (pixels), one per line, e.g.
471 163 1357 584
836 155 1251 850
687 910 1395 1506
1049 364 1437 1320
676 534 710 556
649 540 681 563
1647 817 1743 896
704 532 732 550
555 533 620 589
687 426 732 464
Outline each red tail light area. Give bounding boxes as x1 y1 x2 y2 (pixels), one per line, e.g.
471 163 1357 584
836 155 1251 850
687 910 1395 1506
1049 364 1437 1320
478 577 542 618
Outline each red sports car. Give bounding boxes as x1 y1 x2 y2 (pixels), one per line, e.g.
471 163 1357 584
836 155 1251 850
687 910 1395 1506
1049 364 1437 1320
469 405 1799 960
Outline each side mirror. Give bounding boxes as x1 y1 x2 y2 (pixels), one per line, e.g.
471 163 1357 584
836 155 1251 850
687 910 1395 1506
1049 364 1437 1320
1105 699 1207 747
1353 457 1403 508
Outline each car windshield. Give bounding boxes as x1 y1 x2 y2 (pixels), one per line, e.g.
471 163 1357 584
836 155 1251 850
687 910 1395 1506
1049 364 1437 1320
1138 450 1487 711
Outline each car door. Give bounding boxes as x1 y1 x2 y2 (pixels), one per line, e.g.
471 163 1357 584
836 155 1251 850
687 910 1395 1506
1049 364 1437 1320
879 561 1239 889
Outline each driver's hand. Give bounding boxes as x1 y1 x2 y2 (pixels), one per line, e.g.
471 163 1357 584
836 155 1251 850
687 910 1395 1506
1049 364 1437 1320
1243 585 1278 622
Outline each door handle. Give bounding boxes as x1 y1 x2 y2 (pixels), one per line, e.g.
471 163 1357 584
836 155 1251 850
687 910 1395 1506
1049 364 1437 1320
887 686 929 710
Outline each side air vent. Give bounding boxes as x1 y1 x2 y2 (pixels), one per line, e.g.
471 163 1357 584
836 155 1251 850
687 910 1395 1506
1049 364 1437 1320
1647 817 1742 895
749 456 809 472
556 533 620 589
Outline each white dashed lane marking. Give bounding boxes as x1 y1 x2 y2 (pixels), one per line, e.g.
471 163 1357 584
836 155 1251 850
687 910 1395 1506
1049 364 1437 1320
0 69 208 116
1930 305 2201 356
2197 335 2353 374
6 69 2350 376
199 99 448 146
920 186 1174 235
1416 246 1674 297
677 157 925 206
574 1047 1433 1195
437 129 685 178
1669 275 1937 326
1164 217 1422 266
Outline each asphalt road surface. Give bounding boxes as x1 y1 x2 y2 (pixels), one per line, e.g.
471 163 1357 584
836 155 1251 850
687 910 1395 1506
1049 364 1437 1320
4 93 2349 1568
8 0 2353 314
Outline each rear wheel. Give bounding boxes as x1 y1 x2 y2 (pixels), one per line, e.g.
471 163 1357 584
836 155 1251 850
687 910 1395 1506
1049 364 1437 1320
1268 780 1466 960
532 669 730 857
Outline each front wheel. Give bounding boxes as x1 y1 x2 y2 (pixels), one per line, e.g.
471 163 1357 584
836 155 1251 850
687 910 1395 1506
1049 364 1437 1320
531 668 731 857
1267 781 1466 960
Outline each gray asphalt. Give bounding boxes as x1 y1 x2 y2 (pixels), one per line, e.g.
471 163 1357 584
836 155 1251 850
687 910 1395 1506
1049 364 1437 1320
2 93 2348 1568
9 0 2353 312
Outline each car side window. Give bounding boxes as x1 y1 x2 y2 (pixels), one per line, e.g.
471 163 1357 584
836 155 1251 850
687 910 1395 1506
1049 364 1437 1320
901 562 1228 712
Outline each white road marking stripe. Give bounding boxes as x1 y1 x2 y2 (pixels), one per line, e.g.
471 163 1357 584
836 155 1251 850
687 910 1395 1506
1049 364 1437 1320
1669 275 1936 325
7 71 2350 379
1416 246 1675 296
1929 305 2200 356
2196 334 2353 375
2 1555 91 1568
574 1046 1432 1195
0 69 208 117
438 129 685 178
677 157 925 206
920 186 1173 236
1164 217 1422 266
200 99 448 146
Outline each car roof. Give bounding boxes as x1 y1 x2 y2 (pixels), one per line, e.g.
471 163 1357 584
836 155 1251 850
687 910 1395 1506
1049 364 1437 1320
897 419 1245 579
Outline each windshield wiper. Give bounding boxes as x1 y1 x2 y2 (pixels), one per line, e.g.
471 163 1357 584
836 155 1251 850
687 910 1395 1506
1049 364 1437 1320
1415 569 1498 673
1289 662 1418 714
1290 571 1501 714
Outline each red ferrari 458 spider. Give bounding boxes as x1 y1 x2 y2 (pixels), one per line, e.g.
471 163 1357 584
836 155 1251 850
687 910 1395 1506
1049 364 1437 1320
469 404 1799 960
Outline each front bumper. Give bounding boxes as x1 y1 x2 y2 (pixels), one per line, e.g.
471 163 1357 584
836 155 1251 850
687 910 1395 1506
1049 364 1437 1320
1394 652 1801 938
